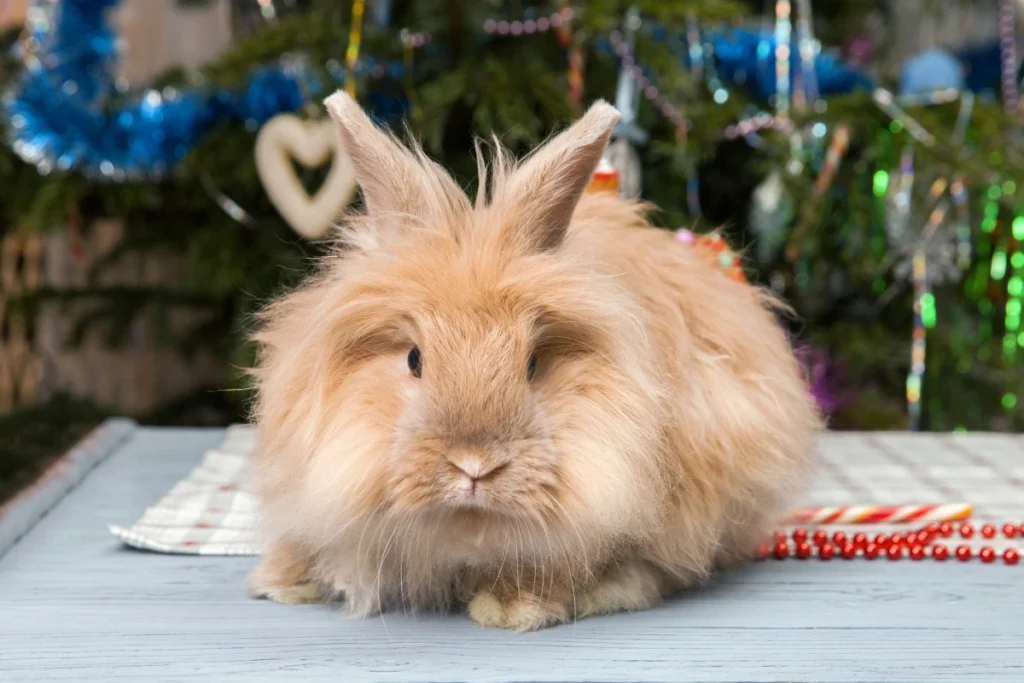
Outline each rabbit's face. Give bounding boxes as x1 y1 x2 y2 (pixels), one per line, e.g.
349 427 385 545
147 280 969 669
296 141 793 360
388 299 554 516
254 92 665 547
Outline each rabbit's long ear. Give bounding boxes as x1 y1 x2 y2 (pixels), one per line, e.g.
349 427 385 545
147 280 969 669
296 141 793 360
325 90 442 221
494 100 620 252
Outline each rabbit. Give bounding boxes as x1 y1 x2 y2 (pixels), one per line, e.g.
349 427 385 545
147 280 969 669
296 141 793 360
245 90 821 631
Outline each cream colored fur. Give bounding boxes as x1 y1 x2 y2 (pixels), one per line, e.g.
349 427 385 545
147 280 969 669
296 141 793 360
246 90 821 631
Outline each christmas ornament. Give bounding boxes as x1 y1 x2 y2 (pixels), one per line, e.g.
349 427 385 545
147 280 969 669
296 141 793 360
586 157 620 194
749 169 793 264
999 0 1019 113
604 138 642 199
783 503 973 525
554 5 583 112
774 0 792 115
899 48 965 96
890 177 964 288
607 6 646 200
254 115 358 239
675 229 747 283
345 0 367 96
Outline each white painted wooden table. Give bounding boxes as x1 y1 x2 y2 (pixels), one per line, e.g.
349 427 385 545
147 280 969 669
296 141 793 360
1 420 1022 682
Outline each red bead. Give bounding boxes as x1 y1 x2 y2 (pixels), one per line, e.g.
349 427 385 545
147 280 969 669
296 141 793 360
980 547 996 563
890 533 904 546
1003 523 1018 538
841 543 857 560
926 523 939 534
887 545 903 561
796 542 812 559
1020 523 1024 536
959 523 974 538
864 543 880 560
910 545 925 561
956 545 972 561
917 530 934 545
939 522 954 537
853 532 868 549
932 544 949 561
874 533 889 547
905 533 918 546
774 542 789 560
819 543 834 560
812 530 828 546
832 531 847 547
981 524 996 539
774 530 788 544
1004 548 1020 565
792 528 807 544
756 544 769 561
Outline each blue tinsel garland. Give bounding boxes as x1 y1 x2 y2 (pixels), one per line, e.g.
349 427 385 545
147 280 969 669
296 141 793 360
4 0 306 178
5 1 1004 180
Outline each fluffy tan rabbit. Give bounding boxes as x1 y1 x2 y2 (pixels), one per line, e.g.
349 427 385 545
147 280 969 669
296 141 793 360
246 90 821 631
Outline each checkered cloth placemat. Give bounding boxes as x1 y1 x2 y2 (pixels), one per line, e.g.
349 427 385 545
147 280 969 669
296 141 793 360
109 425 261 555
110 429 1024 556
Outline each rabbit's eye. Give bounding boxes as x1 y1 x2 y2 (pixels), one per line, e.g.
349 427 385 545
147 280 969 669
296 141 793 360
527 353 538 380
408 346 422 378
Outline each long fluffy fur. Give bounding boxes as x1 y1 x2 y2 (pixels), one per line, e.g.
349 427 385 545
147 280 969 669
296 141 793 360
247 92 821 629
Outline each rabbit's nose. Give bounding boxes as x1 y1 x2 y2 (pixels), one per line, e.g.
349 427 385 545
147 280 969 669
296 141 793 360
446 452 508 495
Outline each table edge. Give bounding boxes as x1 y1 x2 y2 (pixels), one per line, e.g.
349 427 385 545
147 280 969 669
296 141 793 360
0 417 137 560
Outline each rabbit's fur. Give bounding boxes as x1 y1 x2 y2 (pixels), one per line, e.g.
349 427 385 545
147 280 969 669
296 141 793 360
247 92 820 631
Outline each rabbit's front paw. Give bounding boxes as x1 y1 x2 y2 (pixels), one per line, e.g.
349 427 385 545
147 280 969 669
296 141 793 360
246 538 323 604
468 590 569 631
248 577 323 604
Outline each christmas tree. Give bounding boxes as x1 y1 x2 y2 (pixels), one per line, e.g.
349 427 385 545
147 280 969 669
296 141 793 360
0 0 1022 452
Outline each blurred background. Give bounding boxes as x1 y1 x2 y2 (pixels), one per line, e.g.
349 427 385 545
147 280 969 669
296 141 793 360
1 0 1022 501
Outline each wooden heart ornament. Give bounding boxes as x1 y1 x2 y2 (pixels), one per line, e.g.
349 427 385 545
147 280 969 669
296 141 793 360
254 114 358 239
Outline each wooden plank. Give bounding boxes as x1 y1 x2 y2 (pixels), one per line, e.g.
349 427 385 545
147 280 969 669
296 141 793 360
1 427 1022 682
0 418 135 559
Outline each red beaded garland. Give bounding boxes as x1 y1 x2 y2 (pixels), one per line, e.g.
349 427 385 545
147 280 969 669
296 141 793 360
759 522 1023 566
